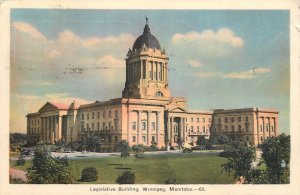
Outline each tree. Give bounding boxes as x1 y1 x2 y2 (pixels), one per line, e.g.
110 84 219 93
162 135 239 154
117 140 131 158
196 136 207 146
27 143 74 184
218 135 230 145
260 134 290 184
220 141 256 182
176 137 184 149
86 135 102 152
132 144 145 160
116 171 135 184
81 167 98 182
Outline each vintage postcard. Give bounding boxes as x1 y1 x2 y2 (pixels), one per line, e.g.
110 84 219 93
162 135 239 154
1 0 300 194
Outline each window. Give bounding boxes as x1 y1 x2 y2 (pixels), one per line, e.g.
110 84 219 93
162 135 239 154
142 122 146 130
142 136 146 142
231 117 235 122
246 136 249 141
191 126 194 132
191 118 194 122
109 110 111 117
87 113 89 120
246 116 249 122
97 112 100 119
152 136 156 142
266 125 269 132
156 91 163 96
82 114 84 120
102 122 105 130
174 125 178 133
115 122 118 130
260 136 263 141
260 125 263 132
81 124 84 131
197 126 200 132
238 117 241 122
218 118 221 123
103 111 106 118
197 118 199 122
86 123 89 131
271 126 274 132
97 122 100 131
151 122 156 131
132 136 136 142
203 126 206 132
238 125 242 132
91 123 94 131
109 122 112 130
245 124 249 132
132 122 136 130
92 112 94 119
115 110 118 118
202 118 205 122
225 117 228 123
114 136 118 143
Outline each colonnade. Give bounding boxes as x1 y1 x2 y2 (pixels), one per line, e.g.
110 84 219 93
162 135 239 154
40 115 62 144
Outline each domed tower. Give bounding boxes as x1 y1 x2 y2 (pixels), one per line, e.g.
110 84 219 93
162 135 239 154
122 20 171 100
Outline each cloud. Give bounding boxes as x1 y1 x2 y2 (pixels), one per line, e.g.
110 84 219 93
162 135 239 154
170 28 244 60
23 81 54 86
48 49 62 58
172 28 244 48
188 60 203 68
12 22 47 41
193 67 271 79
223 68 271 79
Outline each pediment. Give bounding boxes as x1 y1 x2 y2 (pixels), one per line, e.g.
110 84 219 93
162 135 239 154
169 107 187 113
38 102 60 113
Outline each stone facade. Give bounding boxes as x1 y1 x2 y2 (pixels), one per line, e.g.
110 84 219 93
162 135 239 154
26 22 279 147
211 108 279 145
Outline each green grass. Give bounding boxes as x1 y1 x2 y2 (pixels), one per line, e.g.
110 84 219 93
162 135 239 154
10 152 235 184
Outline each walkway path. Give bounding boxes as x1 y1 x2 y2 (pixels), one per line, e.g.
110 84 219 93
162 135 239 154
9 168 27 181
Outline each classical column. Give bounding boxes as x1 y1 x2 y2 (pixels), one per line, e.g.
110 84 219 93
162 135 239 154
137 111 141 144
140 61 143 80
156 111 160 146
155 61 158 80
165 63 168 81
127 109 131 144
147 111 151 146
274 118 277 136
179 117 183 140
48 116 51 143
58 115 62 140
170 117 174 145
54 115 58 141
183 117 186 142
167 116 170 143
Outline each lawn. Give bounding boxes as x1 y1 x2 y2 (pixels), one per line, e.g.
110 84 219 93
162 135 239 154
10 152 235 184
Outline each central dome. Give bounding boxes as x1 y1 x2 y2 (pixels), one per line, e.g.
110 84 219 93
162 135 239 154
132 24 161 51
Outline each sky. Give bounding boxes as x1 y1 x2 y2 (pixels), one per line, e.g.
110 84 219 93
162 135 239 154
10 9 290 134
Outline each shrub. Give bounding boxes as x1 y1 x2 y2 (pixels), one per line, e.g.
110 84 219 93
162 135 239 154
117 140 131 158
182 148 192 153
164 178 177 184
132 144 145 160
116 171 135 184
81 167 98 182
15 155 26 166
